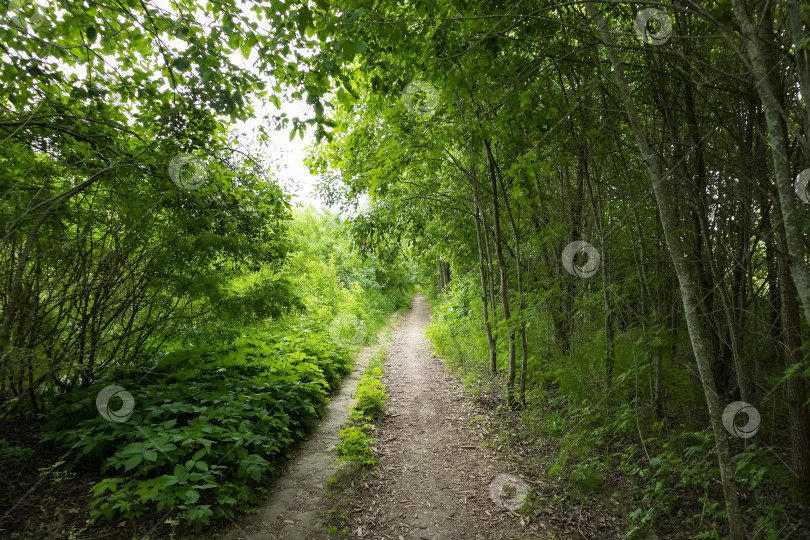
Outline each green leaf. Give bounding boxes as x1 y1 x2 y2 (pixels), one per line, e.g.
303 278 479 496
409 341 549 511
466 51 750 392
342 41 355 62
174 463 188 483
171 57 191 71
223 14 234 34
143 450 158 462
183 489 200 504
297 6 312 32
123 454 143 471
154 474 179 488
86 26 97 43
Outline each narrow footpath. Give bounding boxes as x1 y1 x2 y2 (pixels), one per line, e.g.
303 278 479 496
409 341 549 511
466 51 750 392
223 294 538 539
335 294 534 540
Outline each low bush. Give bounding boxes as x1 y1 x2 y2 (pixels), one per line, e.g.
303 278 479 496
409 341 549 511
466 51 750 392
40 327 351 530
351 366 388 423
333 425 377 468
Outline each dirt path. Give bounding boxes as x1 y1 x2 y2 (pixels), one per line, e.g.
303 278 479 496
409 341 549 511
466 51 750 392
222 294 537 540
335 294 534 540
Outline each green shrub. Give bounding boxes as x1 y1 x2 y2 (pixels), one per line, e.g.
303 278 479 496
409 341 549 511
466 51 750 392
332 425 377 468
0 439 35 464
40 327 351 531
351 367 389 423
570 457 604 494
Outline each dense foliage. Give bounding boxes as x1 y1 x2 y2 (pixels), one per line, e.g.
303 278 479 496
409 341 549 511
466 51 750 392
302 1 810 538
3 0 810 538
330 348 389 469
0 200 415 537
42 328 352 530
427 276 790 538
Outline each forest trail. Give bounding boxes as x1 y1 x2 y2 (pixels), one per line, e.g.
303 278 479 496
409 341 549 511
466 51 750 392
334 293 535 539
223 294 536 539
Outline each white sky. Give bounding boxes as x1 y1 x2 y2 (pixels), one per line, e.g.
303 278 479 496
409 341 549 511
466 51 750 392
235 98 330 211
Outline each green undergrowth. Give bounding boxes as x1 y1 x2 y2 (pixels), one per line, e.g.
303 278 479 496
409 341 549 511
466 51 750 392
424 275 793 539
40 327 352 531
330 348 389 469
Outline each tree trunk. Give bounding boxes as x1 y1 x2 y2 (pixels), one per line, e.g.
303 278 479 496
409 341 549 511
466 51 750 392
779 246 810 502
480 199 499 349
696 211 749 404
629 207 655 409
774 208 810 502
1 166 113 351
472 177 498 375
788 0 810 142
489 142 529 405
731 0 810 327
586 5 746 537
485 138 516 405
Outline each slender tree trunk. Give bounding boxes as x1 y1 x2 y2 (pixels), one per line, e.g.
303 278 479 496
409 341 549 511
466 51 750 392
731 0 810 326
585 164 614 384
0 204 57 351
586 5 746 537
516 197 528 404
475 209 498 375
774 207 810 502
472 178 498 375
629 208 656 409
788 0 810 141
696 211 750 403
485 138 516 405
779 246 810 502
654 239 665 418
489 143 529 404
437 260 451 294
1 166 113 352
476 191 499 349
